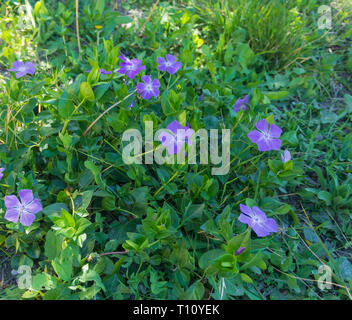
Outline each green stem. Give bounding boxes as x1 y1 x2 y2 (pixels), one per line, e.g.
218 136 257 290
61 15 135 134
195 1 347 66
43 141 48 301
61 99 86 135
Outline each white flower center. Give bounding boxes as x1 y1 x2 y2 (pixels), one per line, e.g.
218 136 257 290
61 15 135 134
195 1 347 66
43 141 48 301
18 203 26 214
252 215 263 225
145 84 153 91
19 66 27 72
262 131 271 141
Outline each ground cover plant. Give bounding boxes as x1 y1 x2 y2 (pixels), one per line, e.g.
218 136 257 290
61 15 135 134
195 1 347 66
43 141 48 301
0 0 352 300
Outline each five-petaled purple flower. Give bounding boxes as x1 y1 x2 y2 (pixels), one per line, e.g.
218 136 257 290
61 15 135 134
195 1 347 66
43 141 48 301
281 149 291 163
238 204 277 237
233 95 249 112
248 119 282 152
157 54 182 75
136 75 160 100
0 168 4 181
9 61 35 79
117 53 146 79
158 120 194 155
4 189 43 227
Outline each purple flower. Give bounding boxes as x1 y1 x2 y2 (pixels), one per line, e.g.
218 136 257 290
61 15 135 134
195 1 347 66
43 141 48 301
238 204 277 237
158 120 194 155
85 68 112 75
99 68 112 75
117 53 146 79
0 168 4 181
281 149 291 163
233 95 249 112
4 189 43 227
235 247 246 256
9 61 35 78
157 54 182 75
248 119 282 152
136 75 160 100
128 100 135 108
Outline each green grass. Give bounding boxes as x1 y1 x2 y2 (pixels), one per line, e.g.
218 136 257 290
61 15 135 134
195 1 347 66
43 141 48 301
0 0 352 300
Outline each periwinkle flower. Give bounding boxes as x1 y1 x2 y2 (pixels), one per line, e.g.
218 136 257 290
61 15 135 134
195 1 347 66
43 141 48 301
4 189 43 227
0 168 4 181
117 52 146 79
136 75 160 100
233 95 249 112
157 54 182 75
248 119 282 152
9 61 35 78
281 149 291 163
128 100 135 108
238 204 277 238
235 246 246 256
158 120 194 155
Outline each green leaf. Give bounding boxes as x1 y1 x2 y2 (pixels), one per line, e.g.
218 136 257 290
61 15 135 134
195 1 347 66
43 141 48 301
52 246 73 282
44 230 63 260
226 228 251 262
58 91 74 119
42 203 68 217
317 190 332 206
264 91 290 100
80 82 95 101
198 249 224 269
61 209 75 228
236 43 255 69
84 160 106 190
94 0 105 15
240 273 254 284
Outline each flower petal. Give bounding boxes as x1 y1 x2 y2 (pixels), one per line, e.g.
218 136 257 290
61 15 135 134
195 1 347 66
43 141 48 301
152 79 160 88
15 71 26 79
167 120 183 135
256 119 269 133
251 223 270 237
4 208 20 223
9 61 24 71
141 75 152 84
157 63 167 72
166 54 176 63
4 195 20 209
269 124 282 138
19 189 34 206
24 62 35 74
284 150 291 162
157 56 166 64
238 213 253 227
263 218 277 233
126 69 139 79
256 139 272 152
252 206 267 220
20 212 36 227
136 82 146 93
25 198 42 214
240 204 253 217
268 138 282 151
247 130 262 144
117 67 127 75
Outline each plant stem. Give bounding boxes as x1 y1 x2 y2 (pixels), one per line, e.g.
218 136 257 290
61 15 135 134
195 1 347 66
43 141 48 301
83 90 136 136
75 0 81 54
